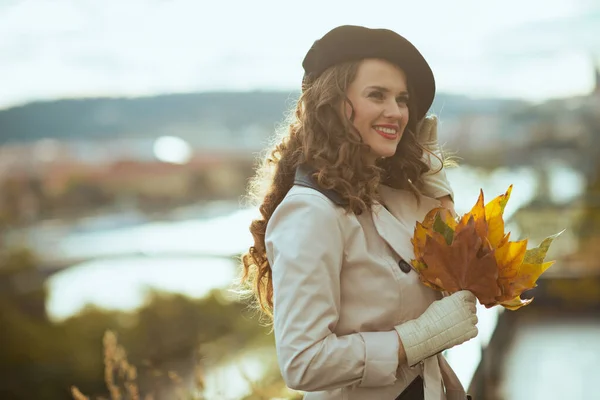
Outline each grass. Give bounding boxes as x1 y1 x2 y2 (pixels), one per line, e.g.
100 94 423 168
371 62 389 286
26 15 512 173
71 330 302 400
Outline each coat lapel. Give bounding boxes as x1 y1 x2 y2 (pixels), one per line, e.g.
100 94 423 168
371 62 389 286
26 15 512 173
371 186 441 263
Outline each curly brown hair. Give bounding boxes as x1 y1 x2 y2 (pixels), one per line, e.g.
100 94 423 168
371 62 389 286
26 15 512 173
240 60 433 318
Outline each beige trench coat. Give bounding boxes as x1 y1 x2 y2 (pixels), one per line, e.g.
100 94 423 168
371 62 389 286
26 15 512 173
265 182 469 400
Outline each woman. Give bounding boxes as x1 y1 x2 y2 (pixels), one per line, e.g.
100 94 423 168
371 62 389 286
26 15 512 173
241 25 477 400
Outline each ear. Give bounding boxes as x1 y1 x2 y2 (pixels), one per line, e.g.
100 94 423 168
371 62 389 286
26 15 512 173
341 96 355 122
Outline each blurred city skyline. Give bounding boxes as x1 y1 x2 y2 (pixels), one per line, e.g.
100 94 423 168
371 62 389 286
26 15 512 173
2 0 600 109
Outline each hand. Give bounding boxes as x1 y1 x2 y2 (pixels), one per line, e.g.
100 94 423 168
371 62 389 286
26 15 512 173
415 115 444 171
395 290 478 367
415 115 455 200
415 115 440 151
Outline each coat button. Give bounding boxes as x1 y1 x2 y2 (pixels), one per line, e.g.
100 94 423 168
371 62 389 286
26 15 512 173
398 260 412 273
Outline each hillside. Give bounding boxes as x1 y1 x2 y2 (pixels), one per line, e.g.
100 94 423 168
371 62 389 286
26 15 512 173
0 91 524 146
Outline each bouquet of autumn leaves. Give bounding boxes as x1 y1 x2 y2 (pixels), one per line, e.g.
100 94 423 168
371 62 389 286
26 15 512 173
412 186 563 310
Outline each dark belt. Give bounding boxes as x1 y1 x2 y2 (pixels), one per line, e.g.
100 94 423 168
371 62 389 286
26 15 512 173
394 376 473 400
395 376 423 400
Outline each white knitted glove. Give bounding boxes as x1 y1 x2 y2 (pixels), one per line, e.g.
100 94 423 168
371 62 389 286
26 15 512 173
395 290 478 367
416 116 443 160
416 115 454 200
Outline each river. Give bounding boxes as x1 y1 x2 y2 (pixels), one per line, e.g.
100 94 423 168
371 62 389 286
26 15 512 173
34 161 584 395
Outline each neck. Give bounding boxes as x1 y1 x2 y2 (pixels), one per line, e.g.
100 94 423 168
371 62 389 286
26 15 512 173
363 152 378 166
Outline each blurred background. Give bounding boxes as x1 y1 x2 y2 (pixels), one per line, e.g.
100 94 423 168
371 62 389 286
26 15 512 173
1 0 599 399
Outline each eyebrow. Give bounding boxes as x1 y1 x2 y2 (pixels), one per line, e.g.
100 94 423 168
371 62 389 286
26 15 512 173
365 86 409 96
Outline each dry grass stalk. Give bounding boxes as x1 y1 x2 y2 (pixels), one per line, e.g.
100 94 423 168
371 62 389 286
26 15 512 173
72 329 303 400
72 331 144 400
70 386 90 400
103 331 123 400
72 330 210 400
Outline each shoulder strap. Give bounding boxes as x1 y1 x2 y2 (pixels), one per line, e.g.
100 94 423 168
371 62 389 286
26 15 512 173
294 164 347 207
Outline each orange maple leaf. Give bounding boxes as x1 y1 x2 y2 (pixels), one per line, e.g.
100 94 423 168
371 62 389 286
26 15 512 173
419 216 501 306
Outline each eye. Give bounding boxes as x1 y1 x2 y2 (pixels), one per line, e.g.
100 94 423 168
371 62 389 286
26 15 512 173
396 95 409 104
368 91 385 100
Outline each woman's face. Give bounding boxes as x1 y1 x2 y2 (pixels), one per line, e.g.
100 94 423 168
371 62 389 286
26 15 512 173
344 59 410 165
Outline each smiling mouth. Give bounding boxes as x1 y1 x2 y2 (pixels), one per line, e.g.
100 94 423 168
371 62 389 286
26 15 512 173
373 126 398 139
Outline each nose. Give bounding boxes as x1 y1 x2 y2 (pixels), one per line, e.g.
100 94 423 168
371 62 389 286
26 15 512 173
382 99 404 120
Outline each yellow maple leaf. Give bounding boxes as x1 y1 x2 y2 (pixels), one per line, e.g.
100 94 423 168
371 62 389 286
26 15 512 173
496 239 528 281
412 207 452 259
484 185 513 248
411 185 562 310
458 189 488 240
496 231 563 308
499 295 533 310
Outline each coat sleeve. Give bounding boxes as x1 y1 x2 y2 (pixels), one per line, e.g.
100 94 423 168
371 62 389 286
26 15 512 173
265 192 401 392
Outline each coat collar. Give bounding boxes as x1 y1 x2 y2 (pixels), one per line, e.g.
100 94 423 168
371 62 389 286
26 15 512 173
293 164 346 206
293 164 441 262
371 186 441 262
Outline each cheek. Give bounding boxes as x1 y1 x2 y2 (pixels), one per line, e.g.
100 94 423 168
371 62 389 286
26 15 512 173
352 101 378 126
400 108 410 127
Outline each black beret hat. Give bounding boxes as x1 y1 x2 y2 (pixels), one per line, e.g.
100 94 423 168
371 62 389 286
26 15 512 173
302 25 436 120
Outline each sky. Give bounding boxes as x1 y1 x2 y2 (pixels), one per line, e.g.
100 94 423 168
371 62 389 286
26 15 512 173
1 0 599 109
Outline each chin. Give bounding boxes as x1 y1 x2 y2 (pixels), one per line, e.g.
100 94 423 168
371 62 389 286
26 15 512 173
373 147 398 159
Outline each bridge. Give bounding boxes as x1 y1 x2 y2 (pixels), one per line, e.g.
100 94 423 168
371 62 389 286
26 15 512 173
35 250 241 278
1 250 242 296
